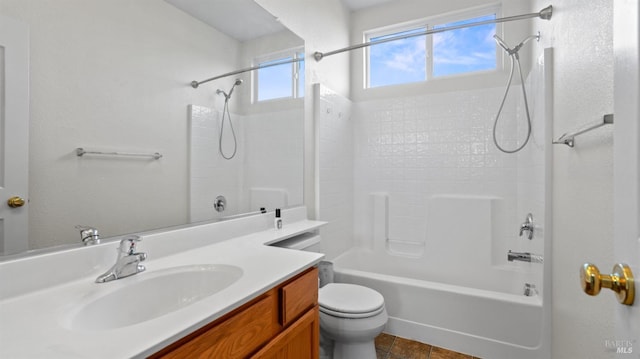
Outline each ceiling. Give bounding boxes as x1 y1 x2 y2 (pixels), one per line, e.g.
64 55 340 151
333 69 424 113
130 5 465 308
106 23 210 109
164 0 395 42
342 0 394 11
164 0 286 41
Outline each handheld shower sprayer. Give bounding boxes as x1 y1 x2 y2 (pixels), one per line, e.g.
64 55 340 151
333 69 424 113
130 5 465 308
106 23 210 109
216 78 243 160
491 33 540 154
216 79 243 100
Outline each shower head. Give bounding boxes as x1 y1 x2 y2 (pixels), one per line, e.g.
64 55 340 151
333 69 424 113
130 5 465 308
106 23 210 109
494 33 540 56
216 79 243 100
227 78 243 99
493 35 510 52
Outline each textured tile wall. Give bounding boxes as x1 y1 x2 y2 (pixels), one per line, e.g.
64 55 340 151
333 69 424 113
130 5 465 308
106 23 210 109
243 108 304 211
317 84 355 259
189 105 245 222
352 87 521 250
189 105 302 222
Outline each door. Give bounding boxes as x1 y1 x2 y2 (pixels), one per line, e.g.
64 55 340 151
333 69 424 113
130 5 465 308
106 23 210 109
613 0 640 353
0 15 29 254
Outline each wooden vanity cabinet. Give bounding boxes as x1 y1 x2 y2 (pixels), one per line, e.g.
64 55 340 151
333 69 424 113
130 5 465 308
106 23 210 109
151 267 319 359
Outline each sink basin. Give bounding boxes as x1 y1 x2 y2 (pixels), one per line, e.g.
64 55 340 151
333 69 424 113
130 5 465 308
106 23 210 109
64 264 243 331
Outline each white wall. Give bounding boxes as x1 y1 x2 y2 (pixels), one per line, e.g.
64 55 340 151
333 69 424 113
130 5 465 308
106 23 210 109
0 0 240 249
529 1 616 358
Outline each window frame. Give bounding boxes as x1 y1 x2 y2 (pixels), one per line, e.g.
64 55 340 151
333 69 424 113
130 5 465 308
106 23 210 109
252 46 305 103
363 5 502 89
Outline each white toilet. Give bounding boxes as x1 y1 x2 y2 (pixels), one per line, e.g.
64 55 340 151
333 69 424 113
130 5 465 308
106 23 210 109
319 282 388 359
271 233 388 358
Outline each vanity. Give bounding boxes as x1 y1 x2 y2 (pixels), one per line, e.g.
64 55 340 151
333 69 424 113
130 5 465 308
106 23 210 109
0 207 325 358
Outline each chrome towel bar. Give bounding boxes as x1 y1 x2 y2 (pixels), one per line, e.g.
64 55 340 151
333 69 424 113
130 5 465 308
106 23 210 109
76 148 162 160
553 114 614 148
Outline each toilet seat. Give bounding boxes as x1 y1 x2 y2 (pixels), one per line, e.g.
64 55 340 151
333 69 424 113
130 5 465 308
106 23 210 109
319 283 385 319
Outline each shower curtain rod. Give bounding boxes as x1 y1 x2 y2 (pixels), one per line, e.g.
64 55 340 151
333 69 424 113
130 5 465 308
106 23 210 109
191 57 304 88
313 5 553 61
190 5 552 88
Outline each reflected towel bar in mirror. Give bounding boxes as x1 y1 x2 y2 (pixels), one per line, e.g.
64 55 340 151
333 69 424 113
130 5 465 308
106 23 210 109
76 148 163 160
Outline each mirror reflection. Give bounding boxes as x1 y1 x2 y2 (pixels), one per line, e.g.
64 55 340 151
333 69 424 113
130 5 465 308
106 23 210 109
0 0 304 256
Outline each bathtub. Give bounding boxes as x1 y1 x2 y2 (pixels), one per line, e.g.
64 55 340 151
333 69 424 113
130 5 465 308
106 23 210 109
332 248 546 359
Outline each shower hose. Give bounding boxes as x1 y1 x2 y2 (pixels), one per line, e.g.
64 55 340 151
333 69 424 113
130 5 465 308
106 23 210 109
492 43 533 154
219 96 238 160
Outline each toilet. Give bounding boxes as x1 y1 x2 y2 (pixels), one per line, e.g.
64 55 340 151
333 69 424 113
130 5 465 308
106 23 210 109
319 283 388 359
271 233 388 359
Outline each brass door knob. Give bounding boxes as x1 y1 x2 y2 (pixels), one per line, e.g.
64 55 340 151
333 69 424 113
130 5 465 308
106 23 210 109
7 196 25 208
580 263 635 305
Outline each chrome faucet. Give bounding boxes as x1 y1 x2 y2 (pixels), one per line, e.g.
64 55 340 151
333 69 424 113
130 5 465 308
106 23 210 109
519 213 534 240
96 235 147 283
508 250 544 264
76 225 100 245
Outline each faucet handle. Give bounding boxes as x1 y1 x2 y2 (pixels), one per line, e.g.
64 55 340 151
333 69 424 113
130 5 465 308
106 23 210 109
519 213 534 240
119 235 142 255
75 225 100 245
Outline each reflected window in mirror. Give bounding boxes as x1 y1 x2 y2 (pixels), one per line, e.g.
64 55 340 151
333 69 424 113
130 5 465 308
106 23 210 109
253 47 304 102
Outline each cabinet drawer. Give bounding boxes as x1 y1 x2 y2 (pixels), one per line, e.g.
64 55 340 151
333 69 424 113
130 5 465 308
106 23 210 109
280 267 318 327
156 292 280 359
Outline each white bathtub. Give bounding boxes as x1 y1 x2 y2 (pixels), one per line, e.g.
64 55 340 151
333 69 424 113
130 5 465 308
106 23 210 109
332 248 546 359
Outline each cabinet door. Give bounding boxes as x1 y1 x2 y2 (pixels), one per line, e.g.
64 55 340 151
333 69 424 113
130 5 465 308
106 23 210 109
252 306 319 359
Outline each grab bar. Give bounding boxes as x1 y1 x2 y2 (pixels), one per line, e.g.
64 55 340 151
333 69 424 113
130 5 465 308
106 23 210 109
553 114 613 147
76 148 162 160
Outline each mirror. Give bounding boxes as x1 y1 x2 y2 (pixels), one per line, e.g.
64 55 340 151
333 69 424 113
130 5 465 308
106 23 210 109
0 0 304 257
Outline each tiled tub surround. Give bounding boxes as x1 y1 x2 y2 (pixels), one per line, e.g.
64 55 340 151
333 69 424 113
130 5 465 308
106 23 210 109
316 84 355 260
322 49 552 359
352 86 520 254
0 207 324 358
189 104 303 222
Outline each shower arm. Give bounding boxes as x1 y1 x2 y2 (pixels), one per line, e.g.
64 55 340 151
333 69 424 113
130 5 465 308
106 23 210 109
313 5 553 61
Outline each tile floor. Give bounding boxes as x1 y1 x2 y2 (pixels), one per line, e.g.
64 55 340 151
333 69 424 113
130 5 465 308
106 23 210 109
375 333 481 359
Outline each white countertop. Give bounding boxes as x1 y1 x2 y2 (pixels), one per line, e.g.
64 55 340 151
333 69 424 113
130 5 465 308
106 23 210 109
0 218 325 358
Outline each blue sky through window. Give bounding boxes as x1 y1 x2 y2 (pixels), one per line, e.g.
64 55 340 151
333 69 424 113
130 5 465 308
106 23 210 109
367 12 497 88
258 58 293 101
256 53 304 102
369 28 427 87
433 14 497 77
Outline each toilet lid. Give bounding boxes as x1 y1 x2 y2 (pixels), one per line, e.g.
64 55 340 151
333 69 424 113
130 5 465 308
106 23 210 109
319 283 384 316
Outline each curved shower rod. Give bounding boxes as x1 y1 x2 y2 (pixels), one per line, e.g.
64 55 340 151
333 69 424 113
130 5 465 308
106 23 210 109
190 5 552 88
191 57 304 89
313 5 553 61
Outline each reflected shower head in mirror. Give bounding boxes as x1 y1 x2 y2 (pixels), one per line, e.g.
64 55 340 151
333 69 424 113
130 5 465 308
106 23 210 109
216 79 243 100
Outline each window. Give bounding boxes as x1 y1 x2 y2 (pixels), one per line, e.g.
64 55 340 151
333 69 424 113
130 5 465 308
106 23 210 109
365 9 498 88
254 48 304 102
432 14 497 77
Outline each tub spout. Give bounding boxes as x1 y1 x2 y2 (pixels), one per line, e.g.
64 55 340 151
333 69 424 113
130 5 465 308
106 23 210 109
508 250 543 264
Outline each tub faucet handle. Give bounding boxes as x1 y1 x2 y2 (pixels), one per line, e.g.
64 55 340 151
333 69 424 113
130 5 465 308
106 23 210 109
519 213 534 240
76 225 100 245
